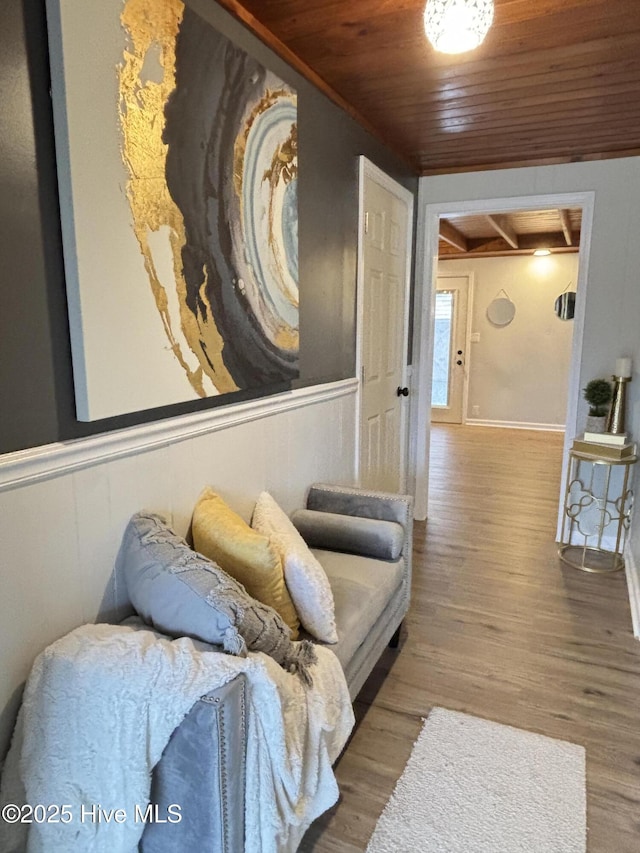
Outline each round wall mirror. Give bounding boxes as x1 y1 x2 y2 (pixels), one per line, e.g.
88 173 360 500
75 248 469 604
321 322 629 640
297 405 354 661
486 297 516 326
554 291 576 320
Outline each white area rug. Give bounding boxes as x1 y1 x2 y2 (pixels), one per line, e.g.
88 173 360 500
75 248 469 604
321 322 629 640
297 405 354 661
366 707 586 853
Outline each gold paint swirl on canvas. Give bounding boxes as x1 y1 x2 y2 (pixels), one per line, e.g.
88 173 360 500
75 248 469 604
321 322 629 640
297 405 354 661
118 0 238 395
233 89 297 198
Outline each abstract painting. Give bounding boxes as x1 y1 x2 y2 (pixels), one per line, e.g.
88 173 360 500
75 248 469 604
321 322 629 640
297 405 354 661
47 0 298 420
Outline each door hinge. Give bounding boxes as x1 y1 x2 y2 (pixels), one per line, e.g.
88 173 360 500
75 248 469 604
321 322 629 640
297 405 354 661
364 211 369 234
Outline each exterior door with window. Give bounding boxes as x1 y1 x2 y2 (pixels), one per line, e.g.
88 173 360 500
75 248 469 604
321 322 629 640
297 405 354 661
431 274 469 424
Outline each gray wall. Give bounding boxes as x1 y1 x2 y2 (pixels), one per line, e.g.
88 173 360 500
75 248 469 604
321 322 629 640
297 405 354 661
1 0 60 452
0 0 417 455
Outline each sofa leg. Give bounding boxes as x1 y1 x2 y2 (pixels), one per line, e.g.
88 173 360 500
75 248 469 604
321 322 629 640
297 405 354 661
389 623 402 649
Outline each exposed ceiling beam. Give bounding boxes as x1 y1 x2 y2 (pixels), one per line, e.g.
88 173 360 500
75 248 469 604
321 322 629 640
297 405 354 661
439 219 468 253
558 209 573 246
485 215 519 249
439 231 581 259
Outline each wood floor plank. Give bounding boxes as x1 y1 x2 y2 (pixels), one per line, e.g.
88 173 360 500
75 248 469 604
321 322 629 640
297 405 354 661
299 425 640 852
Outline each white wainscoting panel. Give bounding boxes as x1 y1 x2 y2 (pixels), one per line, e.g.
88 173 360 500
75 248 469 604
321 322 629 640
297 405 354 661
1 476 83 689
0 381 357 762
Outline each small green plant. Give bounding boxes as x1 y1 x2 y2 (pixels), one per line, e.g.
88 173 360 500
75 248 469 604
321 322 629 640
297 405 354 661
583 378 612 416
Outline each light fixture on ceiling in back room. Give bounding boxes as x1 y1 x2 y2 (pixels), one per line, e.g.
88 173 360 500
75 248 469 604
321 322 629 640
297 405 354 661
533 248 551 256
424 0 494 54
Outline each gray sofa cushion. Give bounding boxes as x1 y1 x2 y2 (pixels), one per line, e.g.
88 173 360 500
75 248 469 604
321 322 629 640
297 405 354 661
341 582 408 700
311 549 404 668
291 509 404 561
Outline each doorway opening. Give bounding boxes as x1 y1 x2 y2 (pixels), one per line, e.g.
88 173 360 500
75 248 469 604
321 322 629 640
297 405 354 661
429 207 583 431
410 191 595 533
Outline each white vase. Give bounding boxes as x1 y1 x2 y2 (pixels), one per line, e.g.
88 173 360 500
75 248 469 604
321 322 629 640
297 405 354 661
585 415 606 434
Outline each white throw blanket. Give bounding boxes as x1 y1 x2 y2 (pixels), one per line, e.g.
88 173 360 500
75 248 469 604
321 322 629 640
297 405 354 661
0 621 354 853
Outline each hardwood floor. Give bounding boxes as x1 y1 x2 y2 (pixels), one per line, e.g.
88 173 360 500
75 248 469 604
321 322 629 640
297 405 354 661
300 425 640 852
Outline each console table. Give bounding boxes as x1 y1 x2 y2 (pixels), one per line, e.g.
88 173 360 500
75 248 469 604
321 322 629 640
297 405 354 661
558 444 637 573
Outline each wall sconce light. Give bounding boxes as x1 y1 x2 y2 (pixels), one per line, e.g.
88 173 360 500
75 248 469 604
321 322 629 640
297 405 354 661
424 0 494 54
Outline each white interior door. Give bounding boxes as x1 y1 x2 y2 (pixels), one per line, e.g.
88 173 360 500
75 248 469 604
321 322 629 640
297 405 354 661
358 161 412 492
431 274 469 424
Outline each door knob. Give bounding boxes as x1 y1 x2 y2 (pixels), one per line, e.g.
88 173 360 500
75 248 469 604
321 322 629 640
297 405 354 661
397 386 409 397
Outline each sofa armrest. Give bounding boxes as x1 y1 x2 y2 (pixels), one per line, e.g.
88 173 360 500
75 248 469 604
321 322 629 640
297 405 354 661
306 483 413 528
305 482 413 595
141 674 247 853
291 508 404 560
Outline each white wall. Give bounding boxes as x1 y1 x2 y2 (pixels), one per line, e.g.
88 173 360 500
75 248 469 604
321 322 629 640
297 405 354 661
420 156 640 625
439 254 578 428
0 382 357 763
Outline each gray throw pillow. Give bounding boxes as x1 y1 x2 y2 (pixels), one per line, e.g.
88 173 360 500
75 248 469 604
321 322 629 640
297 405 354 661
291 509 405 560
117 512 317 684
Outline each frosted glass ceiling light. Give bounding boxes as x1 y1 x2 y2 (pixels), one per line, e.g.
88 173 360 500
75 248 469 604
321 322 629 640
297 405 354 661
424 0 494 54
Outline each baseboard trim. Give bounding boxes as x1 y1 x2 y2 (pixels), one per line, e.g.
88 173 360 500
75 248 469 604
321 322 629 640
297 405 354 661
466 419 565 432
0 378 358 494
624 543 640 640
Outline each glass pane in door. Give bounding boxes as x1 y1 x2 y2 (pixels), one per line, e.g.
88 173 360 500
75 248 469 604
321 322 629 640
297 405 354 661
432 291 453 407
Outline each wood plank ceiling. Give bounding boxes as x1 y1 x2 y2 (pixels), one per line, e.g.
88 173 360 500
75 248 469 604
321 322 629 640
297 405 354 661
218 0 640 175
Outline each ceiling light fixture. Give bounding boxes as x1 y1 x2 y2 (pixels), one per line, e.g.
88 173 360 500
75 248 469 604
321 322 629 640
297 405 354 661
533 248 551 256
424 0 494 54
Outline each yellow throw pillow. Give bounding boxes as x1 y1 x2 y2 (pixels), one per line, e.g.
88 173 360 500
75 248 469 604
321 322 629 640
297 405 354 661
192 488 300 639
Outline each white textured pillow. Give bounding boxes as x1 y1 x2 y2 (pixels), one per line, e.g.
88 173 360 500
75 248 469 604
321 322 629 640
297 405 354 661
252 492 338 644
